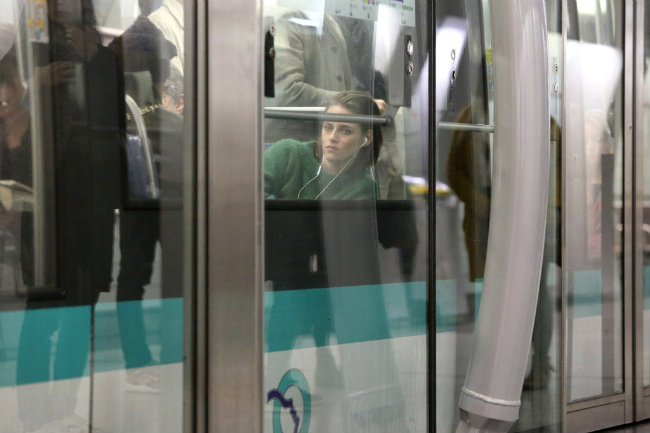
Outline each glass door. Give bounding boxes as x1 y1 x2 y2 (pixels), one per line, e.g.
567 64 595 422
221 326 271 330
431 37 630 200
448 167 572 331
0 0 194 429
261 0 431 432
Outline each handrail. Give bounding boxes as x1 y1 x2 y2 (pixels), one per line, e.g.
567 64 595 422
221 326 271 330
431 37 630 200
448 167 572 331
438 122 494 133
264 107 391 125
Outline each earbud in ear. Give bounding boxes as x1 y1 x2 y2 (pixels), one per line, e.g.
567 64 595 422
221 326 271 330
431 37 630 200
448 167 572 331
362 137 368 146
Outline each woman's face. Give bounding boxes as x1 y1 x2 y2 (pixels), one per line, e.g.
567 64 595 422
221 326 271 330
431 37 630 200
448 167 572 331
321 104 371 172
0 75 25 120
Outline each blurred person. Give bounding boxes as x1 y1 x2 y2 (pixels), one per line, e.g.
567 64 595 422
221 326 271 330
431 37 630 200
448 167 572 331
0 50 30 186
109 16 183 390
161 63 183 115
0 51 29 291
14 0 123 429
265 90 382 200
445 105 491 283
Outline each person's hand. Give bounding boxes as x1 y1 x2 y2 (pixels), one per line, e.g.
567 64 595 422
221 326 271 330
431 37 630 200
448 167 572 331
374 99 387 115
36 61 75 87
65 25 99 60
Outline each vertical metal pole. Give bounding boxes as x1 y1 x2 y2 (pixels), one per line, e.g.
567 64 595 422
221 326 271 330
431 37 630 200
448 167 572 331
456 0 550 431
624 0 636 424
634 0 648 422
601 153 616 396
429 1 436 432
206 0 264 432
184 0 204 429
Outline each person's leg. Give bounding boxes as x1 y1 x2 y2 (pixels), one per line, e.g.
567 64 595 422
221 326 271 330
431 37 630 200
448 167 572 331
117 210 160 369
17 302 58 431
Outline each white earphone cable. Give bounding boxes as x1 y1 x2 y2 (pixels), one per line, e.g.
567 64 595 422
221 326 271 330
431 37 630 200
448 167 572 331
297 137 368 199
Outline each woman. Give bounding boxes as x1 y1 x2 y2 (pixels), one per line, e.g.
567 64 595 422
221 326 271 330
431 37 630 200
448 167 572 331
265 90 383 200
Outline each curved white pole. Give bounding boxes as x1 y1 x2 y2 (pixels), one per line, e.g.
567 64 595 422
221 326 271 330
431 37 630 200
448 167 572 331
456 0 550 432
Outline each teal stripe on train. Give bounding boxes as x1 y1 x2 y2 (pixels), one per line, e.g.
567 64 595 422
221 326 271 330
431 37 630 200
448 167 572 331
264 282 427 353
1 282 429 386
0 298 183 387
6 266 644 387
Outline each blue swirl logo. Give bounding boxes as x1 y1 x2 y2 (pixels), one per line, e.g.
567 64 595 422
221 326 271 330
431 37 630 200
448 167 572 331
267 369 311 433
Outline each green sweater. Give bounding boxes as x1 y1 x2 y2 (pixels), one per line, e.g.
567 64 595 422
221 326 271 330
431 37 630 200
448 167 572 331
264 139 377 200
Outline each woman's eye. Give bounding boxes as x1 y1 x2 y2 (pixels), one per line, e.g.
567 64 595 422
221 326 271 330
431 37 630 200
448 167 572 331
323 123 333 131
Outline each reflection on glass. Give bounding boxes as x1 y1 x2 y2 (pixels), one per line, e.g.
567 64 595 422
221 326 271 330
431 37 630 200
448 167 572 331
109 15 183 398
445 105 490 283
0 0 188 429
584 111 613 259
263 0 429 431
566 0 623 402
8 0 123 430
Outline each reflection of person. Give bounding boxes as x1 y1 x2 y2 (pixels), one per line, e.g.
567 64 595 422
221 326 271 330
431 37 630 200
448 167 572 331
14 0 122 428
0 51 29 288
0 50 30 186
445 105 491 282
109 16 182 389
265 90 382 200
162 63 183 115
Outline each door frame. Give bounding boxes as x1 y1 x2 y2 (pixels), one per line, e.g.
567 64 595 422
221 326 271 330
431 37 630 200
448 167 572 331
635 0 650 422
194 0 265 432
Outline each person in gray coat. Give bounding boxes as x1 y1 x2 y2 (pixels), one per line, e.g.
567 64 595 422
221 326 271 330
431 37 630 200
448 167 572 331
265 11 385 144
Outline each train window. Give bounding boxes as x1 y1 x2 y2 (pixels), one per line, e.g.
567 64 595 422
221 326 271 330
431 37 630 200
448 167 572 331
0 0 189 430
566 0 624 403
263 0 430 431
